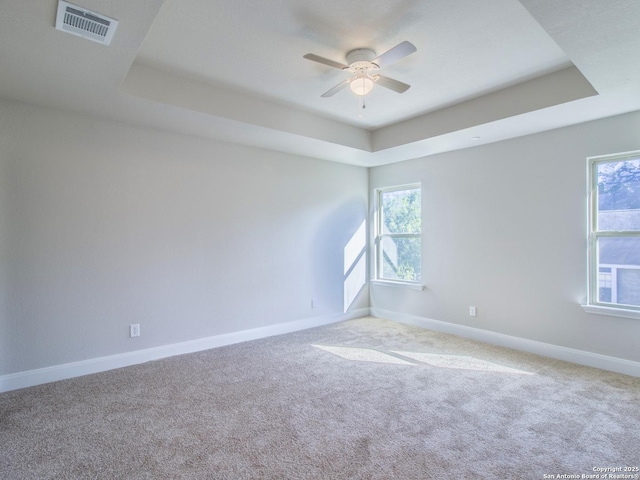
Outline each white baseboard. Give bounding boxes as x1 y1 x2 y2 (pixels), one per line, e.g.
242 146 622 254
0 308 369 393
370 308 640 378
5 306 636 393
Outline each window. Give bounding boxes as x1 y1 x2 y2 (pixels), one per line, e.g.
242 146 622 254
374 184 422 286
587 152 640 315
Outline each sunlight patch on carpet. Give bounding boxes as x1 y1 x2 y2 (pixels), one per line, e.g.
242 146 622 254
312 345 415 365
312 344 533 374
392 351 533 374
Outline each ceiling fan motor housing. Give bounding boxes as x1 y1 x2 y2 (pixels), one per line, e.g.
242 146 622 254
346 48 379 73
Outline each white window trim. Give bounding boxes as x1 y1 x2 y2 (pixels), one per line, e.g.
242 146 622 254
582 151 640 319
581 304 640 320
370 279 425 290
372 183 424 288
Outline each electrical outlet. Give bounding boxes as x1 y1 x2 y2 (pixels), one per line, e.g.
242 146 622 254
469 306 477 317
311 299 316 309
129 324 140 338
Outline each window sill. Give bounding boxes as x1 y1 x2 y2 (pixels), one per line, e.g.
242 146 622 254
370 280 425 290
581 304 640 320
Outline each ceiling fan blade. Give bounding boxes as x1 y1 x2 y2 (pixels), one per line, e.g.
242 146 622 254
372 41 417 68
303 53 348 70
375 75 411 93
321 78 352 97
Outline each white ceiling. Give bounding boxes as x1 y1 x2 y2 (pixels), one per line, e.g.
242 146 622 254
137 0 570 128
1 0 640 167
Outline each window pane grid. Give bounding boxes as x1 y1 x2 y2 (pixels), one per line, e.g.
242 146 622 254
589 153 640 312
375 185 422 284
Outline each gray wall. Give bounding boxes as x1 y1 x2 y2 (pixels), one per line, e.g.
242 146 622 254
0 100 368 375
3 97 640 377
370 110 640 363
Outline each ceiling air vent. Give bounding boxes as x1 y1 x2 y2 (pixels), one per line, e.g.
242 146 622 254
55 0 119 46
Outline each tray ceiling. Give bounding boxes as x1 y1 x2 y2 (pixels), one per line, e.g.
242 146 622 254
1 0 640 166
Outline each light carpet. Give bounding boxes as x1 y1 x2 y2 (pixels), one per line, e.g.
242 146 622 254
1 317 639 479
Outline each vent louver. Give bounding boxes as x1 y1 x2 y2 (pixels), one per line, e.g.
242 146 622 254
55 0 118 46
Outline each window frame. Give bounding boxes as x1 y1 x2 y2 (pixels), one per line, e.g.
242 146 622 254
585 151 640 319
372 183 423 289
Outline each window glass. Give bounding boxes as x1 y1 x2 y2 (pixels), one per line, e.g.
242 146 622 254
596 237 640 307
597 159 640 232
381 189 422 234
381 236 421 282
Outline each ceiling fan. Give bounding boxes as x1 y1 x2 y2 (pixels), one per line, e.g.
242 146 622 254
303 41 417 98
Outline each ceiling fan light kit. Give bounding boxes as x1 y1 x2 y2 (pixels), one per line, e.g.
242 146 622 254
304 41 416 100
350 74 375 96
346 49 378 96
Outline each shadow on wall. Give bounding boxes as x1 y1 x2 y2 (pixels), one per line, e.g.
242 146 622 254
312 198 368 314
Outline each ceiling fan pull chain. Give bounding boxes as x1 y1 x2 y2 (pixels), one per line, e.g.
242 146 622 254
357 96 367 119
